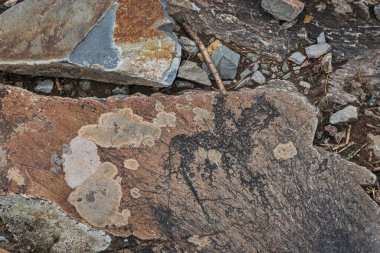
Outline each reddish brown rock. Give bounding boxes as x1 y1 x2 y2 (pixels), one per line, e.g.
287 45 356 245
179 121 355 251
0 81 379 252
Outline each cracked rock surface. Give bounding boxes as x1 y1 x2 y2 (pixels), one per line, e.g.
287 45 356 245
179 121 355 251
0 81 379 252
0 0 181 87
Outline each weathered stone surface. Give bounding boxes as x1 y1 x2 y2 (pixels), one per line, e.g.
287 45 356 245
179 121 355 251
203 45 241 80
261 0 304 21
289 52 306 65
251 70 267 84
329 105 359 124
0 82 379 252
177 61 212 86
305 43 332 58
0 0 181 87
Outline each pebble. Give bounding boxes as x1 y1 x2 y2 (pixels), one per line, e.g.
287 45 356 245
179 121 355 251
247 53 260 62
321 53 333 73
180 60 212 86
240 69 252 79
174 80 195 89
203 45 240 80
283 73 291 79
282 62 289 72
299 81 311 89
34 79 54 93
329 105 359 124
261 69 271 76
368 96 377 106
261 0 305 21
14 81 23 88
79 80 91 91
251 71 266 84
293 66 301 71
289 52 306 65
317 32 326 44
112 86 130 95
374 4 380 21
179 36 199 56
271 66 279 73
305 43 332 58
252 62 260 72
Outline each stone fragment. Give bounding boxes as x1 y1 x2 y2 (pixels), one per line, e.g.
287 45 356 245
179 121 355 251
261 0 305 21
203 45 240 80
112 86 130 95
246 53 260 62
368 133 380 158
178 61 211 86
251 71 266 84
252 62 260 72
299 81 311 89
179 36 199 55
282 62 290 72
175 80 195 89
283 73 292 79
0 0 181 87
288 52 306 65
317 32 326 43
329 106 359 124
79 80 91 91
240 69 252 79
375 4 380 21
321 53 333 73
34 79 54 94
0 82 379 252
305 43 332 58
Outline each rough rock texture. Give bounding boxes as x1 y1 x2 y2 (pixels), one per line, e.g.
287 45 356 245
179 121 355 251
0 81 379 251
169 0 380 62
329 105 359 124
177 61 211 86
0 0 181 87
261 0 305 21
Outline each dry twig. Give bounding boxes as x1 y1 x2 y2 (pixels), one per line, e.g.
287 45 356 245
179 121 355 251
337 142 355 153
345 125 351 145
182 22 227 95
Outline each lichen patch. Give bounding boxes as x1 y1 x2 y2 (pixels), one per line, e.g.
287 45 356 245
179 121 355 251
273 142 298 160
195 148 222 167
62 137 101 189
153 111 177 128
68 162 130 228
124 159 139 170
6 168 25 186
187 235 212 249
193 107 215 124
78 108 162 148
130 188 142 199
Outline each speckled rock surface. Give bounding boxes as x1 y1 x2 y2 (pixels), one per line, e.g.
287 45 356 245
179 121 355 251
0 81 379 252
0 0 181 87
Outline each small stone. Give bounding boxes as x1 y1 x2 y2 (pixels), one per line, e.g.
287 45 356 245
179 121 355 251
289 52 306 65
368 133 380 158
112 86 130 95
305 43 332 58
321 53 333 73
283 73 291 79
252 62 260 72
247 53 260 62
14 81 23 88
317 32 326 43
34 79 54 94
175 80 195 89
294 70 300 75
203 45 240 80
299 81 311 89
293 66 301 71
179 36 199 56
79 80 91 91
261 69 271 76
240 69 252 79
261 0 305 21
282 62 289 72
271 66 279 72
368 97 377 106
251 71 266 84
62 80 74 92
179 61 212 86
329 106 359 125
375 4 380 21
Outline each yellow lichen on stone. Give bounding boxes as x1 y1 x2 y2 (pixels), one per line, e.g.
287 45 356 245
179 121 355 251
273 142 298 160
68 162 130 228
124 159 140 170
78 108 161 148
6 168 25 186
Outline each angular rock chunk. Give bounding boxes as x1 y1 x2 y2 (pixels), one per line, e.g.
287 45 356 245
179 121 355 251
261 0 305 21
0 82 379 252
177 61 211 86
0 0 181 87
305 43 332 58
329 105 359 124
289 51 306 65
203 45 240 80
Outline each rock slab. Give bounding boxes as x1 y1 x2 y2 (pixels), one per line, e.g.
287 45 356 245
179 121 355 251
0 81 379 252
0 0 181 87
261 0 305 21
329 105 359 124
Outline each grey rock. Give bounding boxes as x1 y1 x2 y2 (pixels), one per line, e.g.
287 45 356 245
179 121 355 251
261 69 271 76
14 81 23 88
240 69 252 79
305 43 332 58
261 0 305 21
247 53 260 62
271 66 279 72
288 52 306 65
293 66 301 71
375 4 380 21
79 80 91 91
235 77 252 89
0 0 181 87
112 86 130 95
203 45 240 80
329 106 359 124
368 134 380 158
179 36 199 55
252 62 260 72
179 61 211 86
34 79 54 93
317 32 326 44
299 81 311 89
175 80 195 89
321 53 333 73
283 73 291 79
282 62 289 72
251 71 266 84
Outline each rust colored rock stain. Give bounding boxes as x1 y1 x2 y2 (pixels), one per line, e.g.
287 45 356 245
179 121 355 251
114 0 165 44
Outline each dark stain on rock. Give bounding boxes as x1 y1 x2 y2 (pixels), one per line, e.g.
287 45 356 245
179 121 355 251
85 191 96 202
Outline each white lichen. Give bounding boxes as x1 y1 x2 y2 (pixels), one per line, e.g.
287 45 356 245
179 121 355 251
124 159 140 170
273 142 298 160
193 107 215 124
6 167 25 186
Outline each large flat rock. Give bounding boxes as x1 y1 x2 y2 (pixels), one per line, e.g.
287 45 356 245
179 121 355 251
0 81 379 252
0 0 181 87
